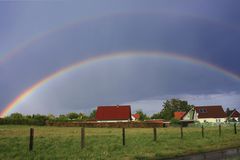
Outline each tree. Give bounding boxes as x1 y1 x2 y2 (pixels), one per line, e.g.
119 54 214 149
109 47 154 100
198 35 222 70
47 114 55 120
58 114 68 121
32 114 48 120
89 109 96 119
25 115 32 119
32 114 48 125
151 112 161 119
9 113 24 120
170 118 180 125
226 108 232 117
160 99 193 120
7 113 25 125
79 112 88 120
67 112 79 120
136 110 149 121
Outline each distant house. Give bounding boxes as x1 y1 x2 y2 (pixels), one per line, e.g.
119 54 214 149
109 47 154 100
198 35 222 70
95 105 132 122
182 105 227 123
131 113 140 121
228 109 240 121
174 112 186 120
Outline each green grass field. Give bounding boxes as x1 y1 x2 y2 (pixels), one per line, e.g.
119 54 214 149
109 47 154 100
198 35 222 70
0 125 240 160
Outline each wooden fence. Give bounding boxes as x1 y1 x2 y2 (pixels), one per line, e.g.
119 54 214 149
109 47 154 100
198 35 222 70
28 122 238 151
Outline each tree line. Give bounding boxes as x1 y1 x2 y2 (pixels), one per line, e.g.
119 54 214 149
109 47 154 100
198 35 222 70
0 109 97 125
0 99 239 125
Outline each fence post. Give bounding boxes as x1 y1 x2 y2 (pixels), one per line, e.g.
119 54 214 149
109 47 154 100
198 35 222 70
234 123 237 134
180 124 183 139
29 128 34 151
122 128 125 146
153 128 157 141
81 127 85 149
202 125 204 138
219 124 221 137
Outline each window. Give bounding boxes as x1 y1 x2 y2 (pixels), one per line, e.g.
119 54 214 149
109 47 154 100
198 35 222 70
200 109 207 113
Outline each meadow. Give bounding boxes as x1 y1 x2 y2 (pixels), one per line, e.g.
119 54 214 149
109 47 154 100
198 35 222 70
0 125 240 160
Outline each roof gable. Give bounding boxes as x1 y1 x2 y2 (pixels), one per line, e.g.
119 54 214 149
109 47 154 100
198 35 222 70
96 105 131 120
132 113 140 119
230 110 240 118
194 105 227 118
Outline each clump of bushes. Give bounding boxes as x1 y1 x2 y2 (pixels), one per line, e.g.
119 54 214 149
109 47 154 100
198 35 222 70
0 113 48 125
170 118 180 126
0 111 95 125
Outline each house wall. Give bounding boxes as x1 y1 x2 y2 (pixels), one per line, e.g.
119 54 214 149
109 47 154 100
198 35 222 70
182 112 191 120
197 118 226 123
183 109 198 121
230 117 239 121
131 116 136 121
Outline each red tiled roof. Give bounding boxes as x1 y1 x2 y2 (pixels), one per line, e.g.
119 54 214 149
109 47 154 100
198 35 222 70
194 105 227 118
174 112 186 120
96 105 131 121
132 113 140 119
230 110 240 118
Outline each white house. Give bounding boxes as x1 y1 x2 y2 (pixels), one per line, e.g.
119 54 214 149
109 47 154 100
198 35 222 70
182 105 227 123
229 109 240 121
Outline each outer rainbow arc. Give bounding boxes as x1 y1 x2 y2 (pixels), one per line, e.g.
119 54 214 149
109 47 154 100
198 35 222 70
2 11 240 65
0 51 239 117
0 15 103 65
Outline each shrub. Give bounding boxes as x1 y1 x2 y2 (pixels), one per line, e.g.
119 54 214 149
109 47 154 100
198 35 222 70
170 118 180 126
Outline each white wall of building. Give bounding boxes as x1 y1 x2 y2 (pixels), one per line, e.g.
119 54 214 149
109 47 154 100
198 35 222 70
197 118 226 123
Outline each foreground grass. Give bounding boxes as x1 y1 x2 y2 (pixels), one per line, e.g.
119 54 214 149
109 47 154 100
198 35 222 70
0 125 240 160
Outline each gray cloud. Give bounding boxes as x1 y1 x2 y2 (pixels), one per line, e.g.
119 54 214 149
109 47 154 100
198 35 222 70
10 55 240 115
127 92 240 115
1 5 240 115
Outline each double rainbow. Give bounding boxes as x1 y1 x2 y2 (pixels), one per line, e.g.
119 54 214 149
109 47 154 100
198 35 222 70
0 51 239 117
1 13 240 117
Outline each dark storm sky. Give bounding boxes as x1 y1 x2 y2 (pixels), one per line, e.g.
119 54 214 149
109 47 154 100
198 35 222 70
0 1 240 115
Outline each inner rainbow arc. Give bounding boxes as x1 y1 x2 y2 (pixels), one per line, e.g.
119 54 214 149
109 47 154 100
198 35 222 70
0 51 239 117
